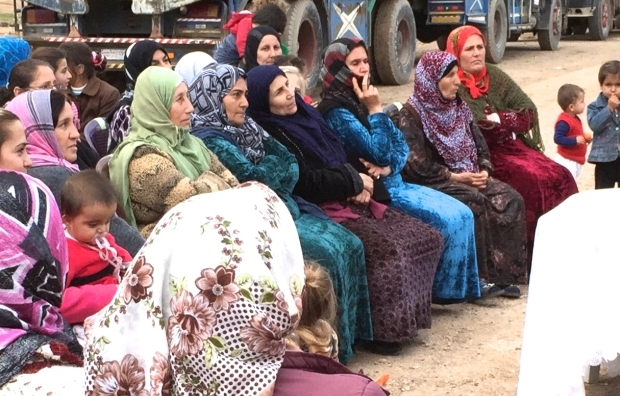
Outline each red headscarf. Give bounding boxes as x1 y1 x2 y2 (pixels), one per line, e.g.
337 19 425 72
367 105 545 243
446 26 489 99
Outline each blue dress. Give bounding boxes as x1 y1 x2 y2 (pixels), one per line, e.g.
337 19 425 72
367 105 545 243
202 133 373 363
324 109 481 302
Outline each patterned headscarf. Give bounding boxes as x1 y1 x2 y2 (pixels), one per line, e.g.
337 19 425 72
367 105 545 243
0 37 30 87
243 26 281 72
189 64 266 164
246 65 347 169
0 171 78 385
407 51 479 173
6 90 80 172
445 26 489 99
318 38 370 129
84 182 306 396
176 51 216 86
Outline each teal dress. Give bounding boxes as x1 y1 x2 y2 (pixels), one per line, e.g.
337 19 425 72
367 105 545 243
203 133 372 363
324 109 481 302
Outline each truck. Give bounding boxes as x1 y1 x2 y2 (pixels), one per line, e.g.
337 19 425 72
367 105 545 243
14 0 563 90
563 0 616 40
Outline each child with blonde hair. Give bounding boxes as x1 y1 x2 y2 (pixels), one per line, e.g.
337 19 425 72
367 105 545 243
288 262 339 360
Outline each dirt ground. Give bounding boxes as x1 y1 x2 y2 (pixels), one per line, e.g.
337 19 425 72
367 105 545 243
0 9 619 394
345 33 620 395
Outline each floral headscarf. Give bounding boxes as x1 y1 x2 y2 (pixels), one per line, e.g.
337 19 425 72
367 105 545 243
189 63 267 164
445 26 489 99
83 182 305 395
407 51 479 173
6 90 80 172
0 171 80 385
0 37 30 87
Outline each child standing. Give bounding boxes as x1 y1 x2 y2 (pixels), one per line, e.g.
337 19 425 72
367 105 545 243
553 84 589 180
59 169 131 324
587 60 620 189
287 262 340 361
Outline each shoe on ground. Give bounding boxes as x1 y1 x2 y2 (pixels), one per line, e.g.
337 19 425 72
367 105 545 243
480 280 504 298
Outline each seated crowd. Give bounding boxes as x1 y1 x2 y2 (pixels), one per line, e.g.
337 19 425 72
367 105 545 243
0 15 585 396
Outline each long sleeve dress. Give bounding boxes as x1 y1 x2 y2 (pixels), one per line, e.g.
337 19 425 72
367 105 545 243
324 109 481 302
460 64 578 266
202 133 372 363
397 105 528 285
263 123 444 344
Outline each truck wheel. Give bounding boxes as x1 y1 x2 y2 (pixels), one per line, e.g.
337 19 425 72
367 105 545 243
538 0 562 50
481 0 508 64
588 0 611 40
283 0 323 91
436 33 448 51
374 0 416 85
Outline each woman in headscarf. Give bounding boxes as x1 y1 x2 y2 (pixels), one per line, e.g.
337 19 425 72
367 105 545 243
6 90 144 256
83 182 387 396
446 26 578 266
106 40 172 149
246 65 444 355
243 26 282 72
175 51 216 85
397 51 528 293
319 38 482 303
187 64 372 363
109 66 238 238
0 171 82 386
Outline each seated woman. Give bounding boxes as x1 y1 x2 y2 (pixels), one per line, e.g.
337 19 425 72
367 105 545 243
6 90 145 256
106 40 172 149
108 66 238 238
243 26 282 72
59 42 120 134
0 171 82 387
0 108 32 172
246 65 444 355
446 26 578 265
187 64 372 363
176 51 216 85
319 38 482 303
397 51 528 293
83 182 387 396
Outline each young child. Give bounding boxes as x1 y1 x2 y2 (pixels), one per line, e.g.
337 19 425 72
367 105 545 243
587 60 620 189
287 262 340 361
59 169 131 324
0 108 31 172
214 3 288 66
553 84 589 180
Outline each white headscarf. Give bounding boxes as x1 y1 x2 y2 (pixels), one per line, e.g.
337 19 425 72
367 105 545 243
175 51 216 86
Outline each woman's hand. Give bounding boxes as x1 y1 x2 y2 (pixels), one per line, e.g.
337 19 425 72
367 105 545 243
350 189 371 205
451 170 488 190
359 173 374 194
352 74 382 114
360 158 392 179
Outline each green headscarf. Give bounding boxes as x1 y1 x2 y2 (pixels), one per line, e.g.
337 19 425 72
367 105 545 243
109 66 212 227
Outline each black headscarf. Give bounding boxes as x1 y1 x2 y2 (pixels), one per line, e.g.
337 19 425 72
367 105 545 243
245 65 347 168
243 26 281 72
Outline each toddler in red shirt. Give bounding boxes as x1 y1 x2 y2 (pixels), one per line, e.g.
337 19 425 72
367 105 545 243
59 170 131 324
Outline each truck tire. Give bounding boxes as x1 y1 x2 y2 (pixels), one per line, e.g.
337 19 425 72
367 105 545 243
283 0 323 91
436 33 448 51
373 0 416 85
537 0 562 50
481 0 508 64
588 0 611 40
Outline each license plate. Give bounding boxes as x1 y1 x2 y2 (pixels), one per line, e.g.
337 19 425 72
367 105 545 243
194 24 207 29
43 28 53 34
100 49 126 61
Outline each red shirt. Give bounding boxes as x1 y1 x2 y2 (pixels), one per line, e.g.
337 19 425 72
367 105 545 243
556 113 587 164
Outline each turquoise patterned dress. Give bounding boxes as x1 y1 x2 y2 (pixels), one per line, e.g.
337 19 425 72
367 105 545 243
203 133 373 363
324 109 481 302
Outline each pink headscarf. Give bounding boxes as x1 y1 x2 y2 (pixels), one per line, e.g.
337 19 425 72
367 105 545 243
6 90 79 172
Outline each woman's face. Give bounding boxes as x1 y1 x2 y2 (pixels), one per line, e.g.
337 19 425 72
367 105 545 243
14 65 56 97
0 120 32 172
256 35 282 66
344 45 370 77
54 58 72 91
437 65 461 100
268 75 296 116
151 49 172 69
222 78 249 127
459 34 485 75
54 102 80 162
169 82 194 127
